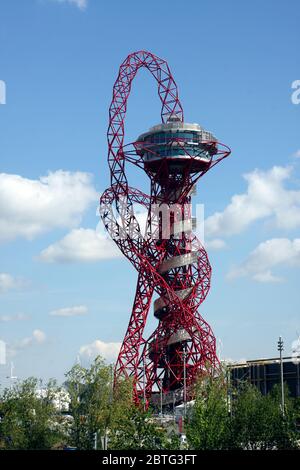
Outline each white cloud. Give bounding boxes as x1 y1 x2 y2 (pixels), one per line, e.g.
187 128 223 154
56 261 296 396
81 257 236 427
0 313 29 323
32 329 46 344
0 273 18 293
79 339 121 362
205 166 300 238
0 171 97 242
205 238 227 251
292 149 300 159
0 273 28 294
39 228 120 263
18 329 46 348
221 358 248 365
8 329 46 358
51 0 88 10
50 305 88 317
252 270 283 283
227 238 300 283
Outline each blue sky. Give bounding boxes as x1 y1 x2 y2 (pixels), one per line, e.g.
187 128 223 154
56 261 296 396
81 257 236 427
0 0 300 387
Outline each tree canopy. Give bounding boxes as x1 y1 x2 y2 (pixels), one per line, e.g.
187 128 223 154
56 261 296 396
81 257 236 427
0 358 299 450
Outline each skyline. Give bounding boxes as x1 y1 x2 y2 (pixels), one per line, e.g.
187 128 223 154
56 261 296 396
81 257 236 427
0 0 300 387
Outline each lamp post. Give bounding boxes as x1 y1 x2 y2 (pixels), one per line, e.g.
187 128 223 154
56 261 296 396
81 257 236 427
183 344 187 420
160 379 163 422
226 363 231 415
277 336 285 416
101 431 108 450
173 391 176 423
93 431 98 450
143 357 146 412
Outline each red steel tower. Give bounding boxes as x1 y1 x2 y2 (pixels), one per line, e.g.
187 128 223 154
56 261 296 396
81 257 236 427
100 51 230 406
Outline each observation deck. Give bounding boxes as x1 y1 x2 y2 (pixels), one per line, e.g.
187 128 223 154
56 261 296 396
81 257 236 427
136 116 218 174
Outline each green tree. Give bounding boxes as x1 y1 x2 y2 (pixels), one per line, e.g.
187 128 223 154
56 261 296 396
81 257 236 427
292 395 300 431
65 356 114 449
65 356 171 450
109 405 168 450
186 373 231 450
230 382 298 449
263 384 298 449
0 378 65 450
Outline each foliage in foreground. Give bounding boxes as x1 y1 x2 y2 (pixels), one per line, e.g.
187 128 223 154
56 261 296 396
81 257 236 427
0 378 65 450
186 372 299 450
65 356 167 450
186 373 231 450
0 357 299 450
229 383 298 449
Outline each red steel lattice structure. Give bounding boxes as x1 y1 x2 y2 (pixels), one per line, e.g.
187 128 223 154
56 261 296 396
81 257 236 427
100 51 231 406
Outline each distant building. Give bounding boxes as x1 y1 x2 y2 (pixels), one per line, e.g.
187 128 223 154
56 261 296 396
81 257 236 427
36 388 70 412
229 356 300 398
